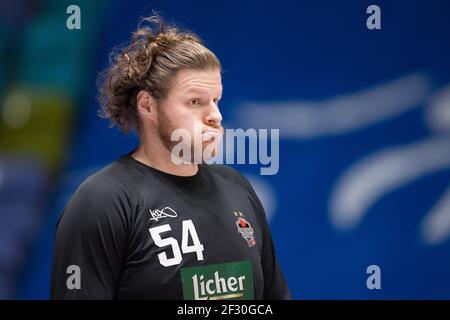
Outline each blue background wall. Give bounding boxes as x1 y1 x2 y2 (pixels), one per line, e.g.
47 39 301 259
1 0 449 299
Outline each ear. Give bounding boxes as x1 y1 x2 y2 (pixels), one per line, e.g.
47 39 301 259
136 90 156 117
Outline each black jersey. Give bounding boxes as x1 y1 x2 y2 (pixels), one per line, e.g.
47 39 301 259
50 153 291 300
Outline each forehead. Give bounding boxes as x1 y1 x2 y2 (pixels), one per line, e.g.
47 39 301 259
170 68 222 95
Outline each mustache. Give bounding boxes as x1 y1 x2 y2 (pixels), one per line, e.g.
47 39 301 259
204 125 224 134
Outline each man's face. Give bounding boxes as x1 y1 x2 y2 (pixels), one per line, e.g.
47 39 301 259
156 68 223 163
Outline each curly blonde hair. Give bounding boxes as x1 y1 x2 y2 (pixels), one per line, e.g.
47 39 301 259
98 15 221 133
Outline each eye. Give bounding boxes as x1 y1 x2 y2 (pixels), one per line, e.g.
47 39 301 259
190 98 201 106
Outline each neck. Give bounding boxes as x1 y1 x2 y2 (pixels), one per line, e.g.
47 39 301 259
131 136 198 177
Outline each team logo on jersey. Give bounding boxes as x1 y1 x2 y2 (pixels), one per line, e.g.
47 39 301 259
234 211 256 247
180 260 254 300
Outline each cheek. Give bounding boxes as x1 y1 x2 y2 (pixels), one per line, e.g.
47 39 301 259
165 106 191 127
170 115 203 143
163 101 204 134
175 108 203 128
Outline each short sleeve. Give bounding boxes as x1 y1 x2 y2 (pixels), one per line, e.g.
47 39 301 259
50 175 131 299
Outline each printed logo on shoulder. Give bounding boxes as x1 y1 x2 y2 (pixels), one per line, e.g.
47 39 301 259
149 206 178 222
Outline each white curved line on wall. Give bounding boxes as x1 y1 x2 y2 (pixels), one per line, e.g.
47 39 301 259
239 73 431 138
421 186 450 245
329 136 450 231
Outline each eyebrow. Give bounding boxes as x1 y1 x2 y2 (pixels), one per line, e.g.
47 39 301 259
184 87 222 97
184 88 209 95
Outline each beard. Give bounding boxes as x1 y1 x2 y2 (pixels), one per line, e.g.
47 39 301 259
157 107 179 153
157 108 223 164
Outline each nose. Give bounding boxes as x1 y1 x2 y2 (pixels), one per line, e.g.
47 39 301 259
205 100 223 128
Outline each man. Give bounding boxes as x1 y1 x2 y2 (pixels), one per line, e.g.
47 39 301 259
50 16 291 300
